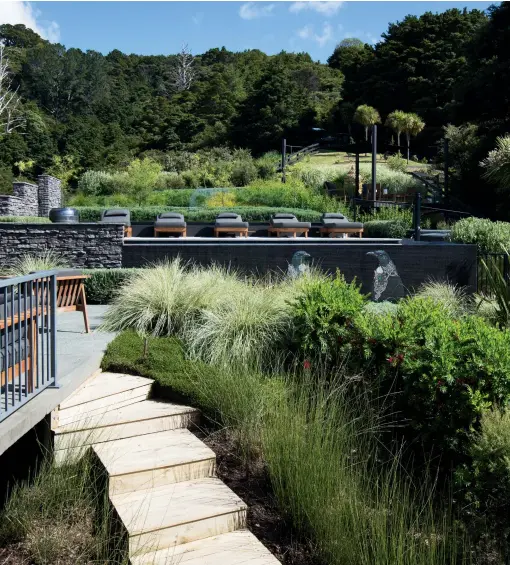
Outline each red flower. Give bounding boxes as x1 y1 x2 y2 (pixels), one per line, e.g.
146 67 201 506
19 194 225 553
303 360 311 370
387 357 394 363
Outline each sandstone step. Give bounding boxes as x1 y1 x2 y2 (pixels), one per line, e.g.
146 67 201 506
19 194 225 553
93 428 216 495
111 478 247 556
131 530 280 565
54 400 199 451
57 372 153 426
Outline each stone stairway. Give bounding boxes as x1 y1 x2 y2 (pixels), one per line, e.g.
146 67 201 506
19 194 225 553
52 371 279 565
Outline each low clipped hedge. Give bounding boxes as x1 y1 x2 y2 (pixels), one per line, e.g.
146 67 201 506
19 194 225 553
363 219 408 239
75 206 323 223
0 216 51 223
84 269 138 304
451 217 510 253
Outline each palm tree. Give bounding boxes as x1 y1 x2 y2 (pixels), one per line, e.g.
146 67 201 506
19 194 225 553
385 110 407 151
402 113 425 163
354 104 381 142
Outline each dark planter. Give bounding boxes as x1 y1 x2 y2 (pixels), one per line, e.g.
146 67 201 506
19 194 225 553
49 207 80 223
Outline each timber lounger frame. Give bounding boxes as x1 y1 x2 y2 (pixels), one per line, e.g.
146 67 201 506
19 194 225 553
154 226 187 237
268 227 309 238
56 274 90 333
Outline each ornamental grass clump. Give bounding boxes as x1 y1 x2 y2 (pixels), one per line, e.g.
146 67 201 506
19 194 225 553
185 283 293 368
4 249 68 276
415 280 470 318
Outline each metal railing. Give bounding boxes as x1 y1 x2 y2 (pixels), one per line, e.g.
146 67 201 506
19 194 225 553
1 271 57 422
478 253 510 295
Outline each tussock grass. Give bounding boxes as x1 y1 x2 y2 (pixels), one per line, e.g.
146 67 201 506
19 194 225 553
3 249 68 276
415 280 470 318
0 450 128 565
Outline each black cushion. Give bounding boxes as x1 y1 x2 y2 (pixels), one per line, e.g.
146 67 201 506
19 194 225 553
157 212 185 220
216 212 240 219
323 213 345 219
101 209 131 226
271 220 311 229
323 221 363 229
154 219 187 228
273 213 297 220
215 219 249 228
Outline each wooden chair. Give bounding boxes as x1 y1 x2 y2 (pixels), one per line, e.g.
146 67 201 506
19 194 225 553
268 214 311 238
319 213 364 238
55 271 91 333
154 213 187 238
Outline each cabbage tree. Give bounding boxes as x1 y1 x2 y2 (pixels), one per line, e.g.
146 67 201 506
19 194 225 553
385 110 407 149
354 104 381 141
402 113 425 163
480 135 510 190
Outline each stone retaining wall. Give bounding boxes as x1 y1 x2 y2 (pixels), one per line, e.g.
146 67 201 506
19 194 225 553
0 223 124 269
0 176 62 218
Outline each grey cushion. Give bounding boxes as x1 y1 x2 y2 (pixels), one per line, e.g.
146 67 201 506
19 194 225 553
154 219 187 228
271 220 311 229
273 213 297 220
0 340 28 371
215 219 249 228
101 209 131 226
158 213 185 220
216 212 240 219
323 213 345 219
323 221 363 229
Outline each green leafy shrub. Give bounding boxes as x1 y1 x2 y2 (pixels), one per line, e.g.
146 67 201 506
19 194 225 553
363 220 408 238
358 206 413 226
77 170 115 196
83 269 138 304
386 152 408 173
230 160 258 186
465 408 510 539
291 272 367 361
255 152 279 179
351 297 510 466
74 206 324 223
158 171 187 190
451 217 510 253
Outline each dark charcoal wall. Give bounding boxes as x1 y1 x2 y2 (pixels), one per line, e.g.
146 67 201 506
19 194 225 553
0 223 124 268
123 240 478 296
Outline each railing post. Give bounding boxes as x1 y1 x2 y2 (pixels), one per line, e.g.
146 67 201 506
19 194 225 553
371 124 377 204
281 138 287 184
414 191 422 241
50 273 58 388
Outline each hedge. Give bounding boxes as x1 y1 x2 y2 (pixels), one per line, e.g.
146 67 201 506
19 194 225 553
363 220 408 239
0 216 51 223
83 269 138 304
451 217 510 253
75 206 324 223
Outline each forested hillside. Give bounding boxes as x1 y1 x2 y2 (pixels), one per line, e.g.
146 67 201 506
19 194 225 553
1 4 509 215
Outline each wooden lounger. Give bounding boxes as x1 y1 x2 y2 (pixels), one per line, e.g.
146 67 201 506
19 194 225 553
268 227 309 238
56 274 91 333
214 226 249 237
154 226 187 237
319 226 363 238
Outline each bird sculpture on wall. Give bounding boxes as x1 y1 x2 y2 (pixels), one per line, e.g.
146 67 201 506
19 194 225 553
366 250 404 301
288 251 311 279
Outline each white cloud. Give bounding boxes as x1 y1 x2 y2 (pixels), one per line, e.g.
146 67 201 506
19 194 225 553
0 1 60 42
290 2 344 17
239 2 275 20
297 24 313 39
341 30 380 45
295 22 334 47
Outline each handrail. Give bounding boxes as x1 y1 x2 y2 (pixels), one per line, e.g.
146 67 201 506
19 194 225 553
1 271 57 422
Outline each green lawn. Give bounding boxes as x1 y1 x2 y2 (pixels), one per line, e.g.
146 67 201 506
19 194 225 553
301 150 428 172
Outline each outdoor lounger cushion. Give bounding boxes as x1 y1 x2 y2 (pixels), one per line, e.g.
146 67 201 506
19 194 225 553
271 219 312 229
322 213 345 220
215 215 249 229
101 209 131 226
216 212 240 219
323 221 364 229
155 213 186 228
272 213 297 219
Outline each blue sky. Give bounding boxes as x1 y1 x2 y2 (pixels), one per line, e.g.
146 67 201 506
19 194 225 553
1 1 496 62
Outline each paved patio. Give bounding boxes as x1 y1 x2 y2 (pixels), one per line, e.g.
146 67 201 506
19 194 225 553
0 305 116 456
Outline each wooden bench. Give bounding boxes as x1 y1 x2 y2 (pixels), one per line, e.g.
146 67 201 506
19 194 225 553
154 226 187 238
124 226 133 238
268 227 309 238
